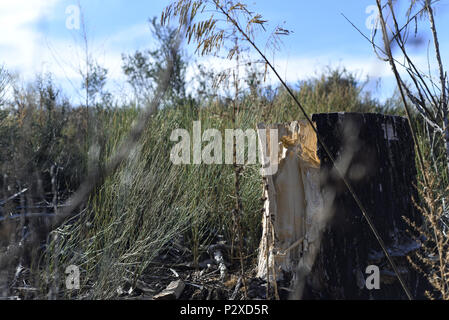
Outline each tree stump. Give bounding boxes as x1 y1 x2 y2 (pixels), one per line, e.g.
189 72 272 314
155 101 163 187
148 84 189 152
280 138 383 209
257 113 425 299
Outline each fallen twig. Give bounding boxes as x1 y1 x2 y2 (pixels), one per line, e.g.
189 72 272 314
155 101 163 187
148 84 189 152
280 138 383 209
0 188 28 206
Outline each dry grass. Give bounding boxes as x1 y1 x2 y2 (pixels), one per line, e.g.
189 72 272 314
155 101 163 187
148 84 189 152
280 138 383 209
405 162 449 300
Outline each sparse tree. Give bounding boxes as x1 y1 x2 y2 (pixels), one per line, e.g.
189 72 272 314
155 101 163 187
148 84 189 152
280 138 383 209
122 17 187 107
81 61 110 106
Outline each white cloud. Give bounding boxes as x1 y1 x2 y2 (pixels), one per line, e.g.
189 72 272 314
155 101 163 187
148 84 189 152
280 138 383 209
0 0 60 76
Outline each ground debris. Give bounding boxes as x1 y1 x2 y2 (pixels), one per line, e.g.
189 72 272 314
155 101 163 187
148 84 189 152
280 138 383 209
153 280 185 300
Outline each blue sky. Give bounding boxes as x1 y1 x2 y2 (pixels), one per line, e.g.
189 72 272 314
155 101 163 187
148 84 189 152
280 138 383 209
1 0 449 104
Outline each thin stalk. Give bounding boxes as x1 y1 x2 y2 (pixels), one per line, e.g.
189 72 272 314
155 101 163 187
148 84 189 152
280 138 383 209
232 46 248 299
426 0 449 174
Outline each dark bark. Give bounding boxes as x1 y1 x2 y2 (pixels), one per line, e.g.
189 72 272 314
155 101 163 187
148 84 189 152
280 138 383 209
303 113 426 299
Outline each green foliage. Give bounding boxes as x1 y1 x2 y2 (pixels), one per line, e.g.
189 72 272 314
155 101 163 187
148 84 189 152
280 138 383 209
82 61 111 107
122 17 187 107
1 75 87 197
297 68 389 114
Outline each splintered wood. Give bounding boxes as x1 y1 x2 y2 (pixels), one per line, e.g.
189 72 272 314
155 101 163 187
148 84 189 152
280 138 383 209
257 121 328 284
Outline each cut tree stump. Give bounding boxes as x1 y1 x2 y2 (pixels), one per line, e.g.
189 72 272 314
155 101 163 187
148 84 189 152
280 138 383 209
257 113 426 300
